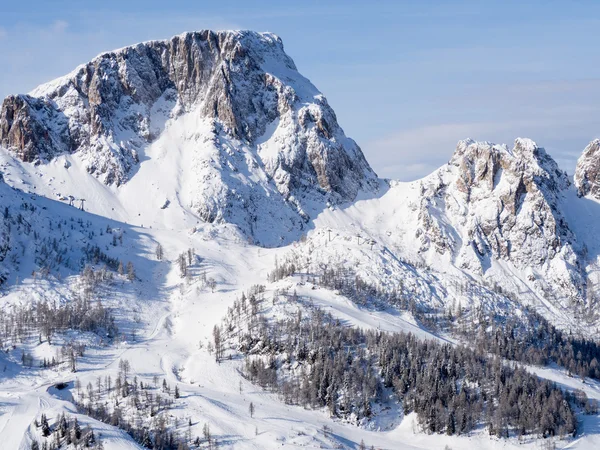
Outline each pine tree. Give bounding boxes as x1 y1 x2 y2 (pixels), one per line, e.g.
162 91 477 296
203 423 211 443
73 417 82 441
213 325 223 362
41 414 50 436
126 262 136 281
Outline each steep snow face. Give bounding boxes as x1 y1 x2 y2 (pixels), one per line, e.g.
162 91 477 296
575 139 600 199
0 30 376 195
411 139 584 302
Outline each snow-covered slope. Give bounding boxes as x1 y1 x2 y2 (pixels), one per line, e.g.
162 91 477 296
4 29 600 450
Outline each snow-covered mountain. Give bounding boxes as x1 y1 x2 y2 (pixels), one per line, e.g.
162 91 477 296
575 139 600 198
0 30 377 246
3 29 600 450
416 138 585 304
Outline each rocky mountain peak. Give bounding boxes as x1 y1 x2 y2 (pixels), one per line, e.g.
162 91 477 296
0 30 376 201
574 139 600 199
416 138 582 302
0 30 378 246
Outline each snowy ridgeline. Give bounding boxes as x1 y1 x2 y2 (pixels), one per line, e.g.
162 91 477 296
4 28 600 450
3 29 600 322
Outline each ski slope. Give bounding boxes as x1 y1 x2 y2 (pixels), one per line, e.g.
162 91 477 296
0 162 599 449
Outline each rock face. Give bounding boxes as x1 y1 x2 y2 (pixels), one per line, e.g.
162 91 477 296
0 30 378 245
416 138 584 301
0 95 70 163
0 30 376 197
575 139 600 199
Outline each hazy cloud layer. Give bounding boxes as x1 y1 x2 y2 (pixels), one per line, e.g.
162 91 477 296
362 79 600 180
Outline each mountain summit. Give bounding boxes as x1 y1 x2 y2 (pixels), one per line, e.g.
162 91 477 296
0 30 377 245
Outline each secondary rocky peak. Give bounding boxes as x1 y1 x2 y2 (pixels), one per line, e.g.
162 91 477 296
575 139 600 199
416 138 582 302
450 138 569 200
450 139 504 195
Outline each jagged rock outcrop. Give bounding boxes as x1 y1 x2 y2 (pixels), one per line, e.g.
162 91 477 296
575 139 600 199
0 30 376 198
0 30 378 246
0 95 70 163
416 138 584 301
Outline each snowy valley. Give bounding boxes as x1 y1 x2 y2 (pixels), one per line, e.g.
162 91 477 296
1 30 600 450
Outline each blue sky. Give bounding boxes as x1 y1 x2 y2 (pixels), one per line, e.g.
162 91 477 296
1 0 599 180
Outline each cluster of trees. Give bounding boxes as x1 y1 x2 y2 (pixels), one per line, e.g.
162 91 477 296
1 198 134 286
75 359 214 450
117 261 136 281
226 291 583 439
83 245 120 271
30 412 102 450
0 294 117 349
376 332 577 438
35 340 86 372
243 308 379 422
454 306 600 382
0 263 120 373
210 285 266 362
267 256 297 282
177 248 195 278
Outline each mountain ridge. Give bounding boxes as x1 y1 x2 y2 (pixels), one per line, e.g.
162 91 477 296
4 28 600 450
1 30 599 303
0 30 378 246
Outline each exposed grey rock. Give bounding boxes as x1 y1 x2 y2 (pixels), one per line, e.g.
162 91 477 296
0 30 377 199
416 138 584 301
575 139 600 199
